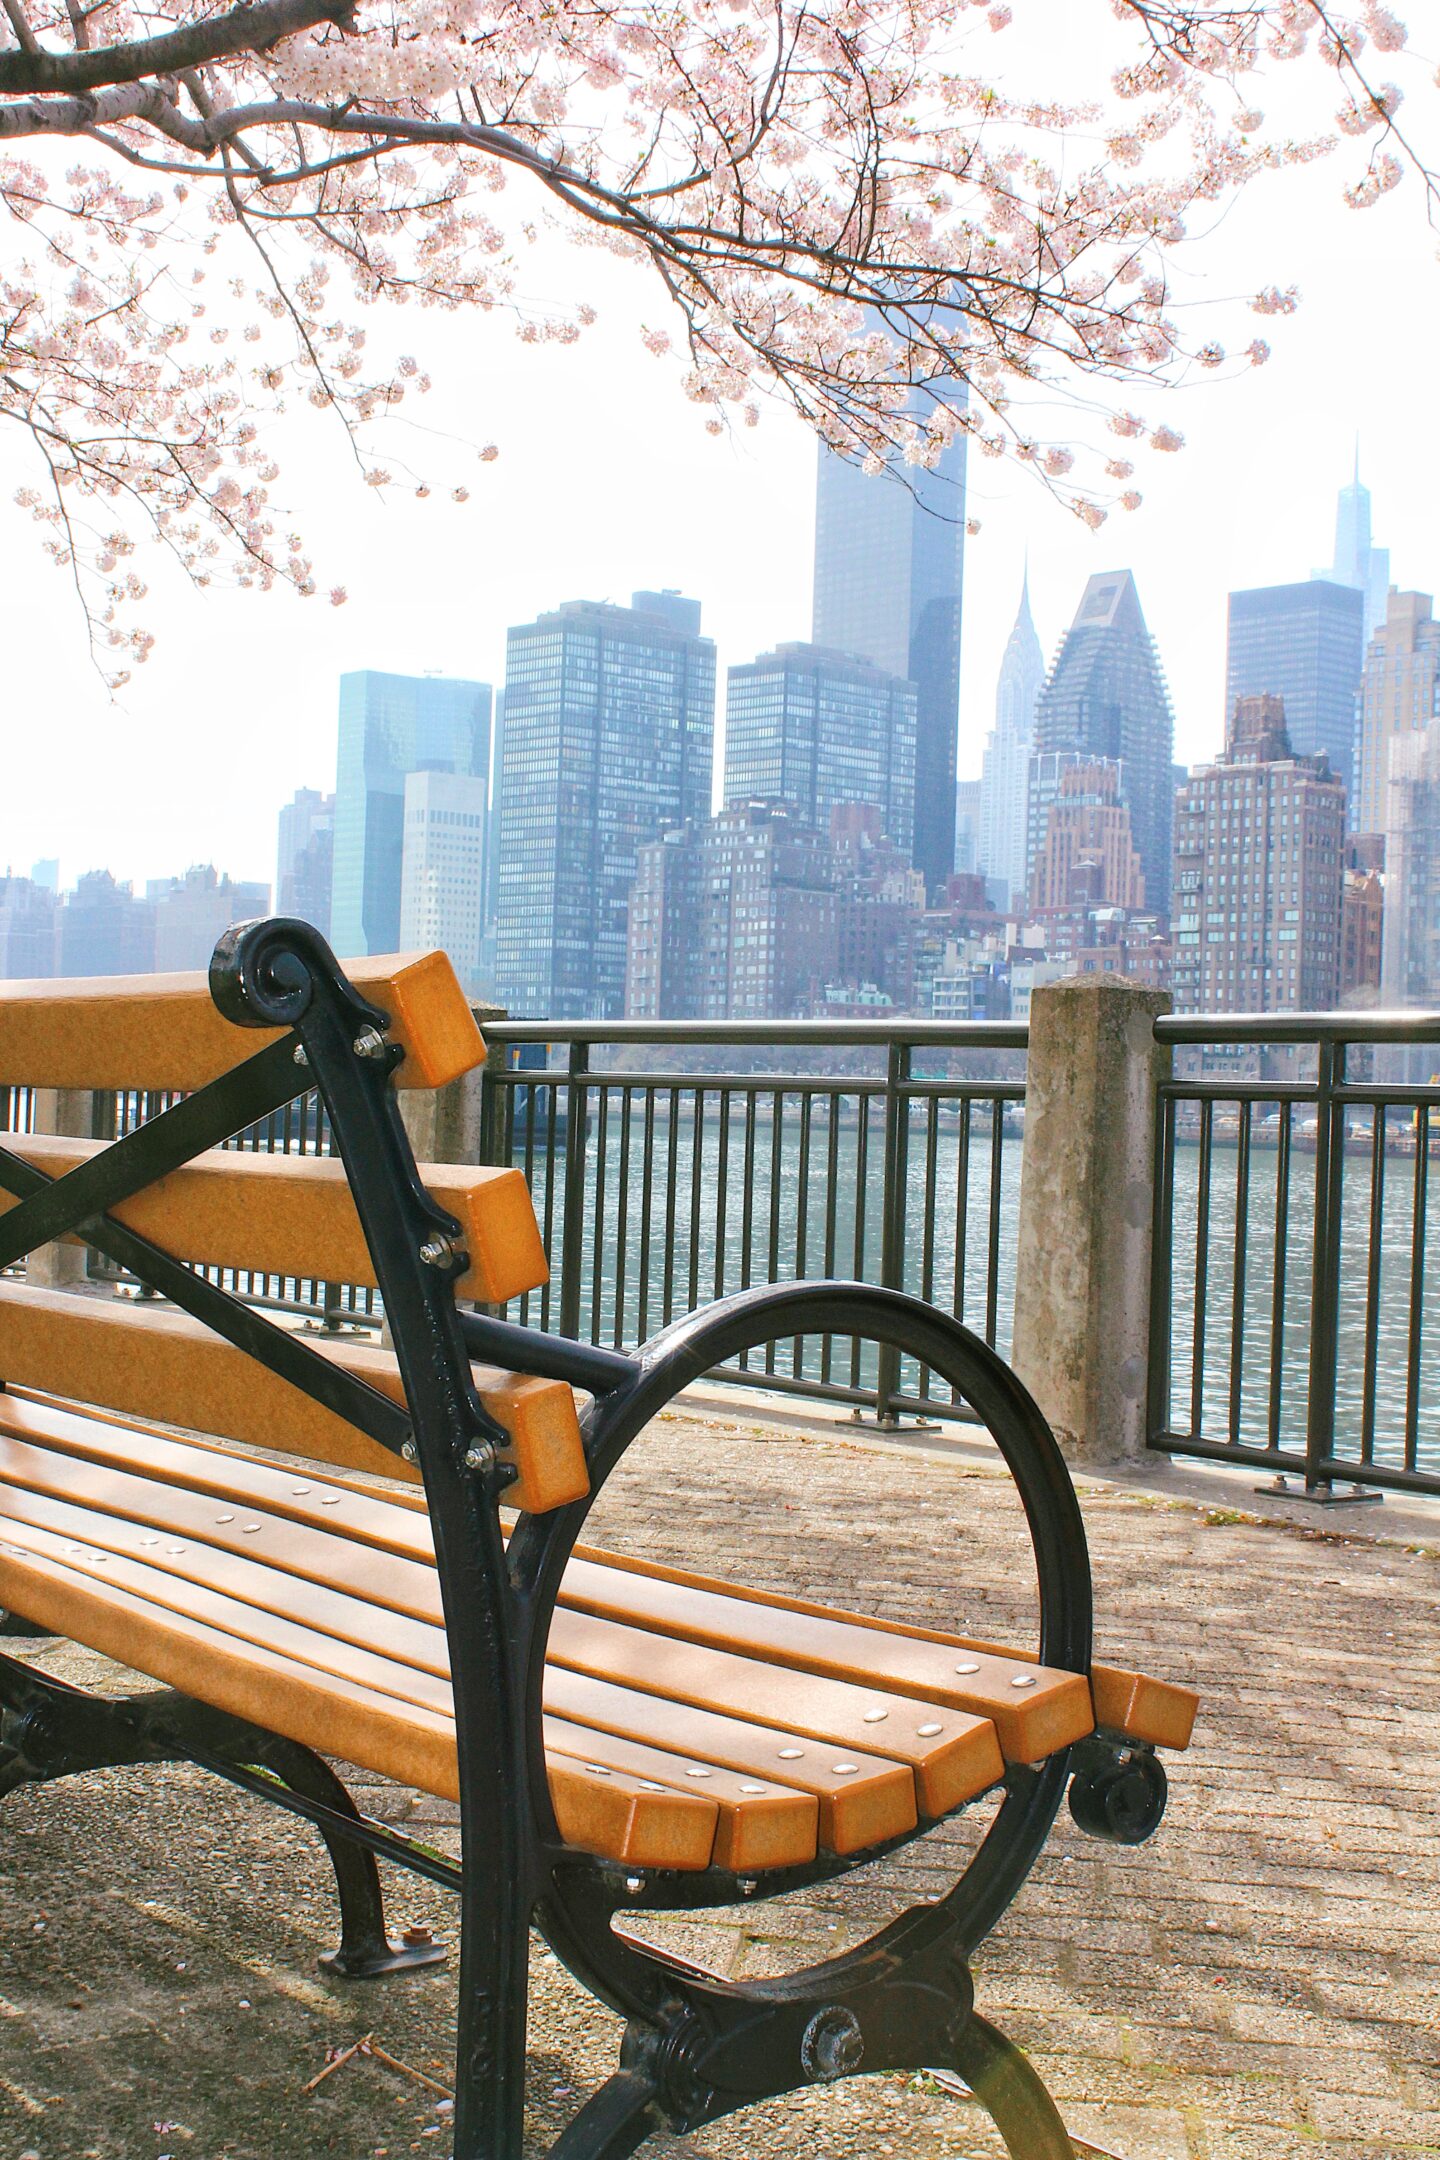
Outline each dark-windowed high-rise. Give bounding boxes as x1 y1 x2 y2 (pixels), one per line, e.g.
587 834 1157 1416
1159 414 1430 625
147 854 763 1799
1225 581 1364 805
330 671 491 959
723 643 916 855
811 417 965 895
495 592 715 1018
1032 570 1175 913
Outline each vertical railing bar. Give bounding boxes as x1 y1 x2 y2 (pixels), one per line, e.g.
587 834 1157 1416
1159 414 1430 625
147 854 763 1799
1403 1103 1428 1474
1304 1039 1344 1492
713 1090 731 1305
851 1088 871 1394
1360 1105 1386 1467
589 1082 610 1346
794 1091 812 1381
1267 1099 1293 1457
1227 1099 1252 1448
613 1085 633 1349
688 1085 705 1317
985 1094 1004 1350
637 1087 656 1343
662 1086 681 1329
821 1090 840 1384
1190 1098 1213 1442
951 1099 972 1406
764 1089 785 1377
916 1092 940 1401
561 1036 587 1339
1146 1088 1176 1450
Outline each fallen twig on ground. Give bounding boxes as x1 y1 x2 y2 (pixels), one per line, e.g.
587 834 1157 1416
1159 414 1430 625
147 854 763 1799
301 2034 455 2101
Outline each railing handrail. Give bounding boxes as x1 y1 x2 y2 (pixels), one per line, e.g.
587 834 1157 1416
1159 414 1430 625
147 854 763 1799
481 1018 1029 1048
1156 1008 1440 1045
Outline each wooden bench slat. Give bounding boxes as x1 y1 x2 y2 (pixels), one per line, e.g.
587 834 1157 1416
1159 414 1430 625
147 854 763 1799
2 1135 549 1309
541 1717 819 1874
541 1667 918 1856
0 1285 589 1514
557 1554 1093 1766
0 950 485 1093
0 1522 717 1872
579 1546 1198 1755
0 1429 993 1822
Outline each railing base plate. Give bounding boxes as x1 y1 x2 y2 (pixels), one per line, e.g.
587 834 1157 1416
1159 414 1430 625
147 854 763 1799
1255 1476 1384 1507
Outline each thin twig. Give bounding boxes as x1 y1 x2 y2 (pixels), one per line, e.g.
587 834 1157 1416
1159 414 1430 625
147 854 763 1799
300 2033 372 2094
362 2041 455 2098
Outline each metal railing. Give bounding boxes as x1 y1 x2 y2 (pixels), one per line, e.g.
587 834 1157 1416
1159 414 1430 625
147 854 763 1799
1149 1011 1440 1500
476 1020 1027 1426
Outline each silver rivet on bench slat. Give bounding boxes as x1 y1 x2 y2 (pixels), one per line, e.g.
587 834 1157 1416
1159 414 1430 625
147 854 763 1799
140 1537 159 1547
166 1544 186 1556
955 1661 980 1675
917 1722 943 1737
241 1523 261 1535
320 1496 341 1507
778 1747 804 1760
216 1514 235 1525
685 1768 712 1778
740 1784 767 1794
862 1708 888 1723
1011 1675 1038 1689
639 1782 665 1792
831 1763 858 1776
291 1485 311 1496
583 1764 611 1776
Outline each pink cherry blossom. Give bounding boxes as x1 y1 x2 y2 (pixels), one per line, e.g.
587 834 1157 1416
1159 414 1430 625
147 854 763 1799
0 0 1428 673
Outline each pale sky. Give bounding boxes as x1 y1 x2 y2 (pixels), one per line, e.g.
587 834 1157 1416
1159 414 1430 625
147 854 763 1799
2 19 1437 896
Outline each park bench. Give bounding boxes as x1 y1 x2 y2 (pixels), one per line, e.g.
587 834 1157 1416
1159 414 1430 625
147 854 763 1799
0 918 1198 2160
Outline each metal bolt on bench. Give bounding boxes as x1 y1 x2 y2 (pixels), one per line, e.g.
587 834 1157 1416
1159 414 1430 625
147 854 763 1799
0 918 1198 2159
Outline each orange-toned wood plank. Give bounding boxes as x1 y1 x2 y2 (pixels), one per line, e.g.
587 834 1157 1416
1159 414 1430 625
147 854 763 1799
0 1284 588 1513
545 1611 1002 1818
0 1135 547 1309
556 1553 1092 1765
0 949 483 1092
542 1716 818 1874
0 1526 717 1870
542 1667 920 1856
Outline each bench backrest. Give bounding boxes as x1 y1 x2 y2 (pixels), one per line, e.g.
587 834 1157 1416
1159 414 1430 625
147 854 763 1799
0 938 588 1513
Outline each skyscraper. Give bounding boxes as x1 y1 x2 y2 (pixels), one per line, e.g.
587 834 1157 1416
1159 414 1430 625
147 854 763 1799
1382 720 1440 1032
1225 580 1364 803
330 671 490 960
1032 570 1175 912
1172 695 1345 1014
979 571 1044 906
723 643 916 856
1029 760 1145 915
398 769 491 994
1313 452 1391 645
811 422 965 894
1355 590 1440 840
276 786 335 927
495 593 714 1018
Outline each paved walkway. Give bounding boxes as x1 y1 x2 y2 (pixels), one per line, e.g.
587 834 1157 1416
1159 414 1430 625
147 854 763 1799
1 1402 1437 2159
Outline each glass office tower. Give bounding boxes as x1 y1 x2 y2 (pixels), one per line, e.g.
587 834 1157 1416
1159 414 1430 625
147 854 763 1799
1225 581 1364 809
1033 570 1176 913
495 593 715 1019
330 671 491 958
723 642 917 856
811 417 965 895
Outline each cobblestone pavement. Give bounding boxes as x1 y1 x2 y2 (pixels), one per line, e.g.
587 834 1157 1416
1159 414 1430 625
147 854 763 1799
1 1403 1436 2160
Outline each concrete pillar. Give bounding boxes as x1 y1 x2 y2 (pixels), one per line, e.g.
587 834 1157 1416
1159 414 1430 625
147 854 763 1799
396 1004 506 1167
25 1088 95 1289
1011 976 1171 1467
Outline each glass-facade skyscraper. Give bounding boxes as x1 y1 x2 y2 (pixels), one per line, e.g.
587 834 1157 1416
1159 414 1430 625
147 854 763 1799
723 642 916 857
811 420 965 895
330 671 491 959
1225 581 1364 809
495 592 715 1018
1312 455 1390 646
1032 570 1175 913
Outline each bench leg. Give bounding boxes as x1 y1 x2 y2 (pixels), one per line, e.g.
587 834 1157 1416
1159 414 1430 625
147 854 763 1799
249 1736 449 1981
945 2010 1076 2159
541 2068 668 2159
